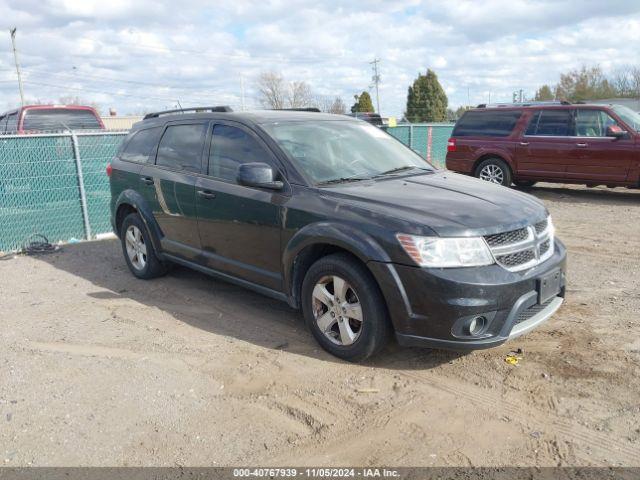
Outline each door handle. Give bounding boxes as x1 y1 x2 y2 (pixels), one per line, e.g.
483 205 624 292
576 143 588 147
197 190 216 200
140 176 154 185
519 141 529 146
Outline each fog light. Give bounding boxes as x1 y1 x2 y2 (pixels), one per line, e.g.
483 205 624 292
467 316 487 336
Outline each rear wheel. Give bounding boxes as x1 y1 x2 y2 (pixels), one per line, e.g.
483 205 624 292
120 213 167 279
301 253 391 362
475 158 512 187
514 180 537 187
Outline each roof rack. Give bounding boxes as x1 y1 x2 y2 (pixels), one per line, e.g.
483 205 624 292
476 101 571 108
273 108 321 112
143 106 233 120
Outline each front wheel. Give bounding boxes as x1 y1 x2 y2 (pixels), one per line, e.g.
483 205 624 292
474 158 512 187
301 253 391 362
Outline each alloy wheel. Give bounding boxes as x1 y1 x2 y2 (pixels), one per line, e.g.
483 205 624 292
479 164 505 184
312 275 363 346
125 225 148 271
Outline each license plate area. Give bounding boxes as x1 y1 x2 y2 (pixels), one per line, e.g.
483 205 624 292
537 269 561 305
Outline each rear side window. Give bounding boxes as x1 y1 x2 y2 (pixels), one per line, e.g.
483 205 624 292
525 110 573 136
208 124 272 182
452 110 522 137
22 109 102 131
5 113 18 133
156 123 207 173
120 127 162 163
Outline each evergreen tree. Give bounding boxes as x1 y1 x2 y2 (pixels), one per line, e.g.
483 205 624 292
405 70 448 122
534 85 554 101
350 91 375 113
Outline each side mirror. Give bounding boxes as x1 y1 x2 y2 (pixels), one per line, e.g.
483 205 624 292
606 125 627 138
237 162 284 190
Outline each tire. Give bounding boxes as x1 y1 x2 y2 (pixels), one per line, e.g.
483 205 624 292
301 253 391 362
474 158 512 187
513 180 537 188
120 213 167 279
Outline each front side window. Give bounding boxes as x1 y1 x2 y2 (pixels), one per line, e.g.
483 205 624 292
22 109 102 131
209 125 272 182
525 109 573 136
262 120 433 185
156 123 207 173
575 109 617 137
120 127 162 163
452 110 522 137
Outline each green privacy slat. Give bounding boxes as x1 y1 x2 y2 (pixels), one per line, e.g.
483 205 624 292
0 133 127 252
386 124 454 169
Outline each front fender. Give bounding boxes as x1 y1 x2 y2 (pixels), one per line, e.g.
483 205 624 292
282 222 391 304
114 190 163 254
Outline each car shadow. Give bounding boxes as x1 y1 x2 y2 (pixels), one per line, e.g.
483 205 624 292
514 183 640 205
35 239 465 370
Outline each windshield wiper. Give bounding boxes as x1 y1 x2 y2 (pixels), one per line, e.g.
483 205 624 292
316 175 370 186
372 165 431 178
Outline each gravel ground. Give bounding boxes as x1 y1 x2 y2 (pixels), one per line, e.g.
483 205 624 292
1 183 639 467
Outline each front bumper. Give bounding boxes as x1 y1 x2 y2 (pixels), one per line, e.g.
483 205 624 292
367 239 567 350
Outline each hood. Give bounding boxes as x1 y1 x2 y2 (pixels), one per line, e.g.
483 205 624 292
321 171 547 236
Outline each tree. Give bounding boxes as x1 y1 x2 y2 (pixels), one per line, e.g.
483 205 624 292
405 70 448 122
534 85 554 101
351 91 374 113
328 96 346 114
287 81 313 108
257 71 316 109
257 72 287 109
555 65 615 101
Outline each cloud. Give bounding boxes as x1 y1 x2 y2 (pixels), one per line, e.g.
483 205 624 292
1 0 640 116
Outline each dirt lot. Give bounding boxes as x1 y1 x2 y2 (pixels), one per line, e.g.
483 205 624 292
1 183 639 467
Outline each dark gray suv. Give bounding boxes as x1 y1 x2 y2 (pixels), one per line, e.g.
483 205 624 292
108 107 566 361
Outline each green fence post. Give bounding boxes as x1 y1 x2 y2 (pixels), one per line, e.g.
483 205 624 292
71 132 92 240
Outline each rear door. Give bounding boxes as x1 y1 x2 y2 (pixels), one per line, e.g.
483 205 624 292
195 121 286 291
566 108 634 183
516 109 575 180
140 121 207 259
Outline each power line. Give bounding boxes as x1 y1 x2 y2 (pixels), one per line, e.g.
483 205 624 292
20 79 243 106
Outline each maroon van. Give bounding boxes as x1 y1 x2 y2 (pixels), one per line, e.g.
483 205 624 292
445 102 640 189
0 105 104 134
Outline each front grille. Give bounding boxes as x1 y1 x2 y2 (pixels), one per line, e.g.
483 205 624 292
534 219 548 234
515 297 555 325
539 239 550 256
485 227 529 247
496 249 535 267
484 216 554 272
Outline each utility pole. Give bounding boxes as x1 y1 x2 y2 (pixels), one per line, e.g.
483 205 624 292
9 27 25 107
369 58 381 114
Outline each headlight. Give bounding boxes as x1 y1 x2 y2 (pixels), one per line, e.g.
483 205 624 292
396 234 495 268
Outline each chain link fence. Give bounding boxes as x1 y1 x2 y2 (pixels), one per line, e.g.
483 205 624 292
0 131 127 252
386 123 454 168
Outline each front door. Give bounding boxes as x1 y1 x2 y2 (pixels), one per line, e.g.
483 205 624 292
195 121 286 291
566 108 634 183
515 109 576 180
140 121 207 259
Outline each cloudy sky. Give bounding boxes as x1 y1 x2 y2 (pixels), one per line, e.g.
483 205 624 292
1 0 640 117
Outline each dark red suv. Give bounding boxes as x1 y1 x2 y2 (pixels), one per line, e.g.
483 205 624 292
445 102 640 189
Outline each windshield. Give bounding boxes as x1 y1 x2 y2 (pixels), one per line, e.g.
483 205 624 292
23 109 102 131
262 120 433 184
611 105 640 132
